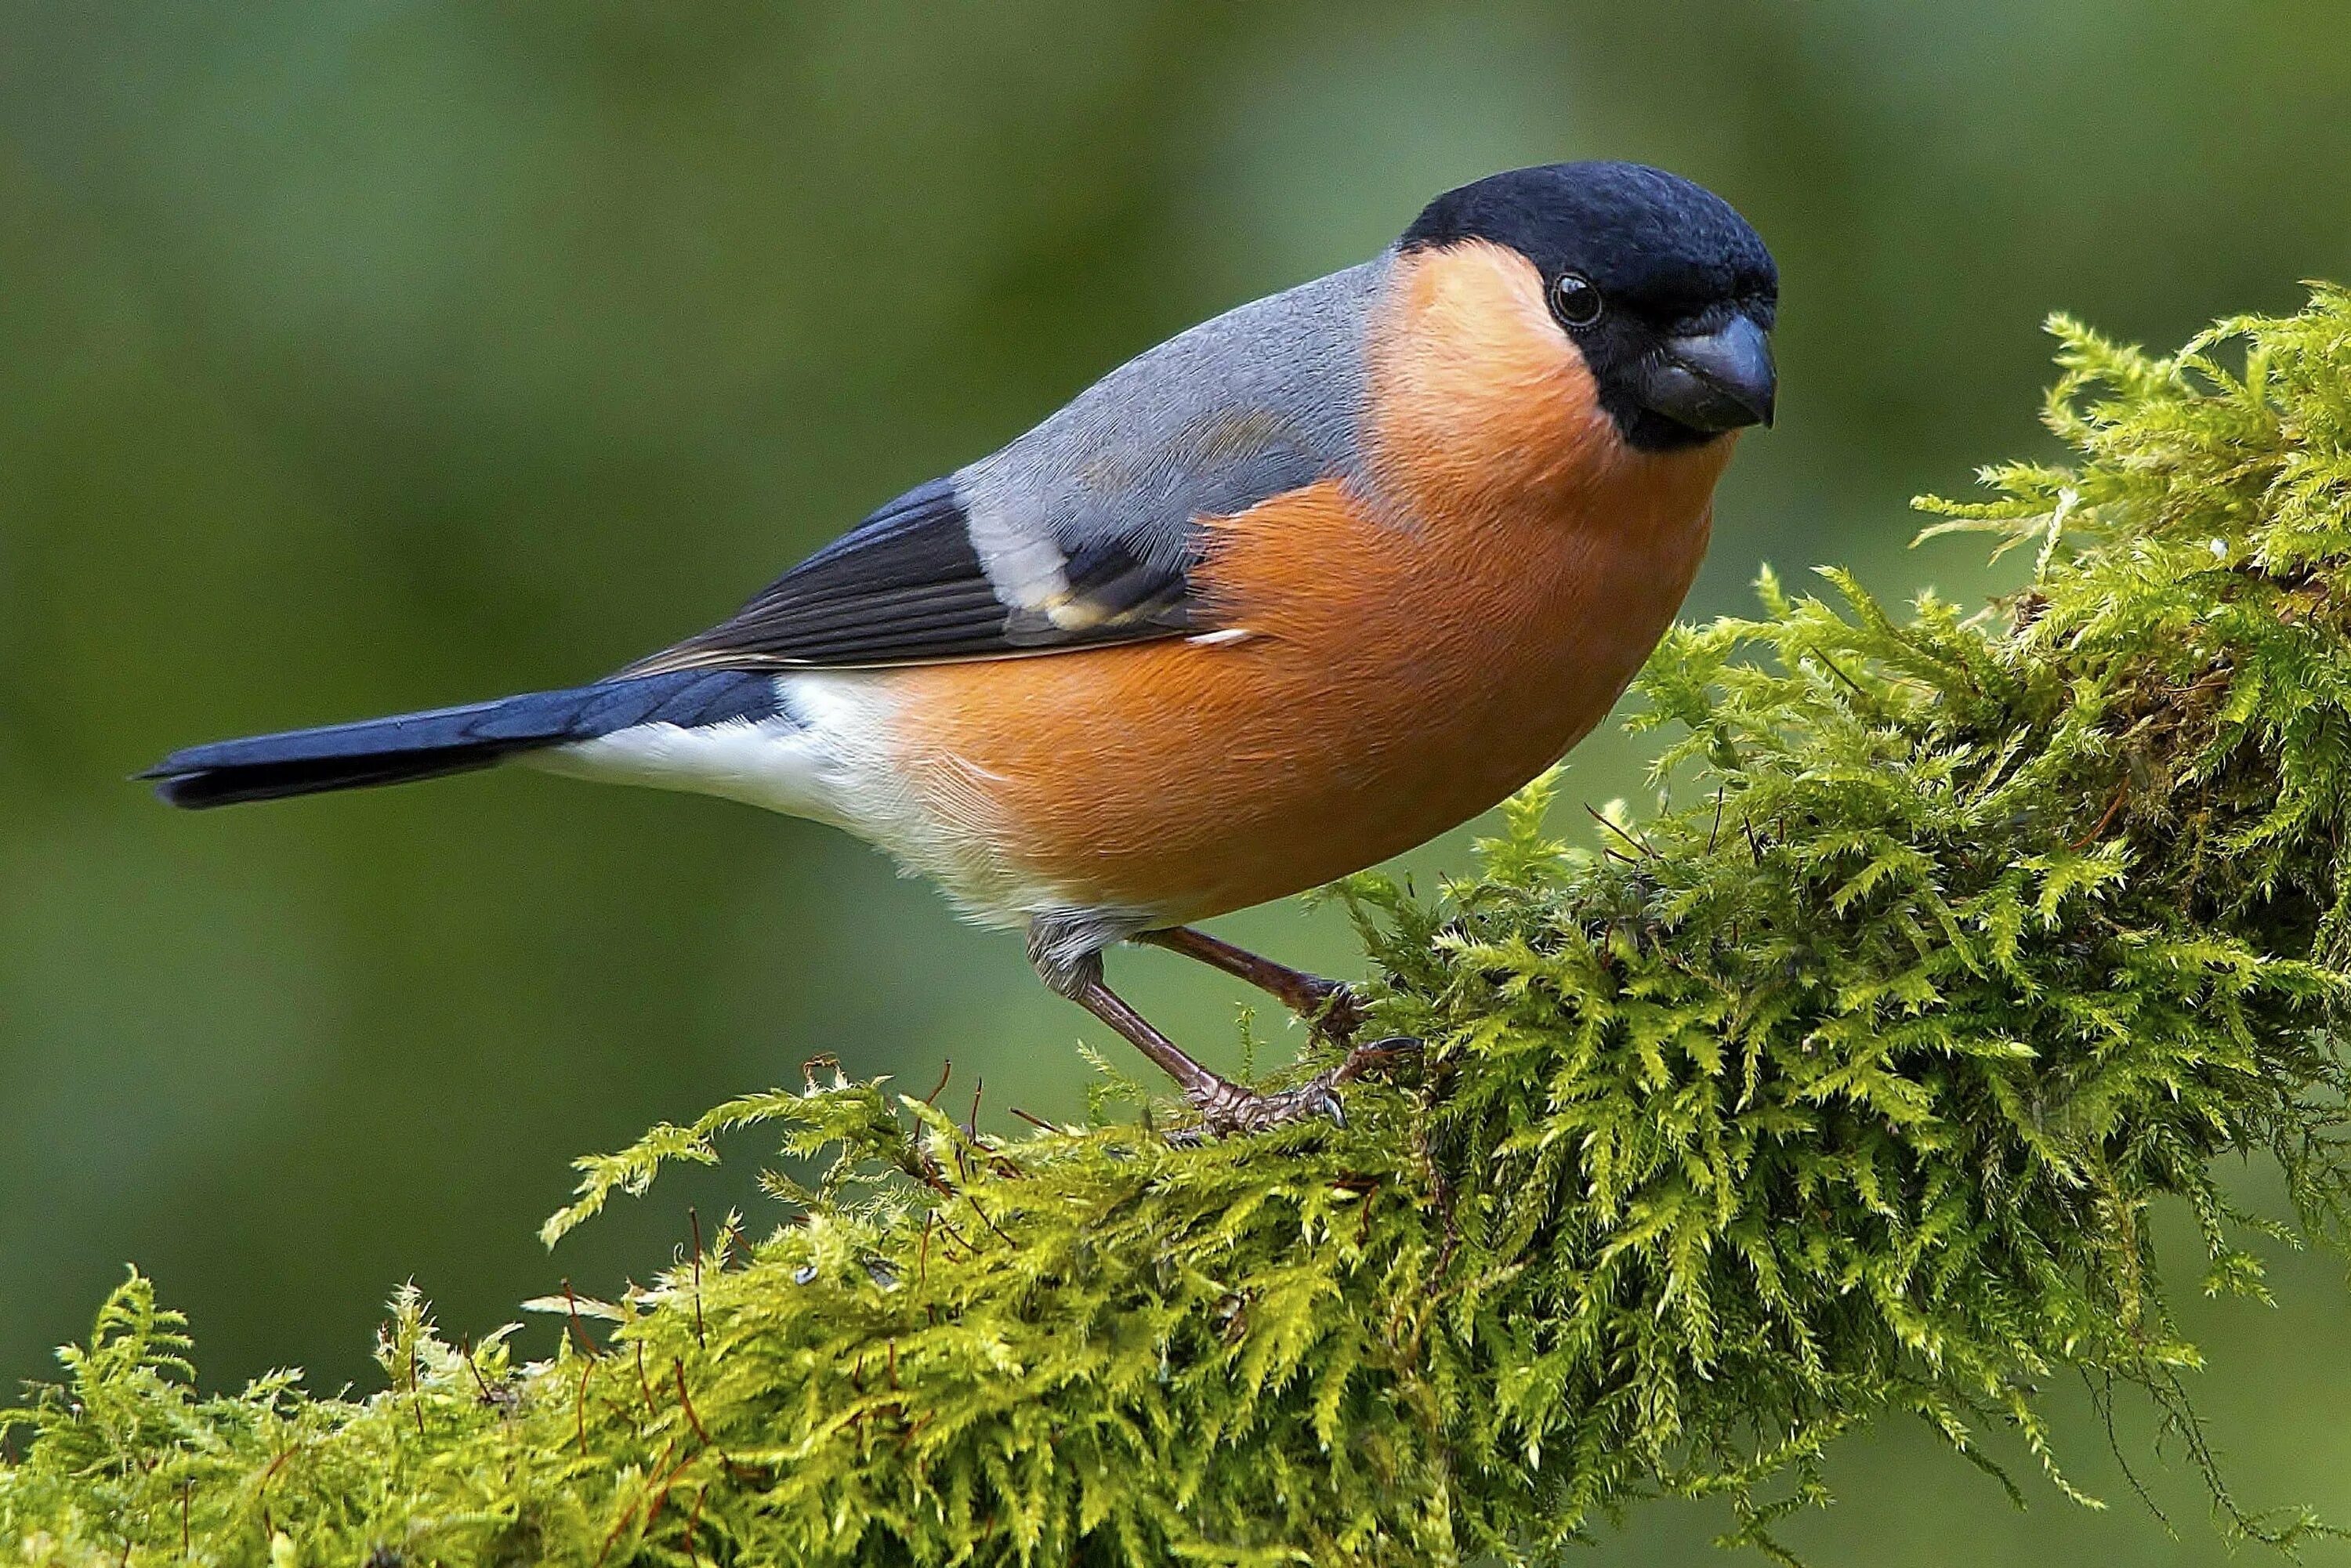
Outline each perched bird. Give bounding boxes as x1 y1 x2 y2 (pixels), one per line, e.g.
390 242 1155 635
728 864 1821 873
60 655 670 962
145 161 1777 1132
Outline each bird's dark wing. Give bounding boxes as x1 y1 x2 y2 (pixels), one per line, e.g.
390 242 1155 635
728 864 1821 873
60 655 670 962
625 479 1044 672
625 473 1212 675
623 261 1384 675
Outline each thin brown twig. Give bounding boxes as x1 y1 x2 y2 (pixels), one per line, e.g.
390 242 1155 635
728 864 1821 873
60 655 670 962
641 1440 688 1533
687 1208 708 1351
1585 802 1658 860
2073 781 2131 849
592 1501 639 1568
672 1360 712 1447
1808 645 1872 699
561 1277 603 1359
461 1338 494 1403
682 1485 707 1568
256 1443 299 1522
967 1190 1016 1246
636 1342 659 1418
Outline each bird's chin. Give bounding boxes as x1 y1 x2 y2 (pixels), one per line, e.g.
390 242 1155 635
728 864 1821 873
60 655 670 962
1614 404 1742 454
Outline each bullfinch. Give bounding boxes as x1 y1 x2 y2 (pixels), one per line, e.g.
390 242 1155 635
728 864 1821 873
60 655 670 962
145 161 1779 1132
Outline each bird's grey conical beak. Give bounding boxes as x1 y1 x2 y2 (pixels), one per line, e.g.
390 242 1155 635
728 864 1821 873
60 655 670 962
1636 313 1777 433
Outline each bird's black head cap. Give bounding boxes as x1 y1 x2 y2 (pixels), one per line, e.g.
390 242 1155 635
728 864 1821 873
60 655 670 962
1403 161 1779 451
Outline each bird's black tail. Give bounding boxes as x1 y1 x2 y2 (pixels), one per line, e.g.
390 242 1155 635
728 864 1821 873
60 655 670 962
141 668 780 809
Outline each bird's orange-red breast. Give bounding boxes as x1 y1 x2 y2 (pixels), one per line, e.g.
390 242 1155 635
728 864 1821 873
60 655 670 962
882 239 1734 923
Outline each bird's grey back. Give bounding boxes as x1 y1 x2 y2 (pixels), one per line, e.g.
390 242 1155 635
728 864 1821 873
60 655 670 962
615 253 1395 677
953 255 1389 608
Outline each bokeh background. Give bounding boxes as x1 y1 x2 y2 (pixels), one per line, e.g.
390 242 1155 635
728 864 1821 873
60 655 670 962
5 2 2351 1559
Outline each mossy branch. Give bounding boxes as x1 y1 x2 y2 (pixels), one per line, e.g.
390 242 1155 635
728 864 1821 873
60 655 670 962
14 292 2351 1565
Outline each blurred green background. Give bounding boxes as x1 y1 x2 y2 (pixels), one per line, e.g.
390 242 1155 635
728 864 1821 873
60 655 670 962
5 2 2351 1559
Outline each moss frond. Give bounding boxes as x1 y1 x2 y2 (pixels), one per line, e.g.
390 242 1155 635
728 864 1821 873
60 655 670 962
15 292 2351 1563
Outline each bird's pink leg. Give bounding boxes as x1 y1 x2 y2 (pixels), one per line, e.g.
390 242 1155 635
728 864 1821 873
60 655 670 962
1134 925 1364 1042
1032 926 1411 1135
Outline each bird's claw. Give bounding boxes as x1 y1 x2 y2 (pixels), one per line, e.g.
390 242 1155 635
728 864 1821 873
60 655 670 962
1303 981 1367 1045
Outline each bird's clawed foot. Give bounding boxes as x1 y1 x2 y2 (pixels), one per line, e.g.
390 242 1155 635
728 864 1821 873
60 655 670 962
1295 976 1366 1046
1176 1034 1422 1137
1038 918 1418 1144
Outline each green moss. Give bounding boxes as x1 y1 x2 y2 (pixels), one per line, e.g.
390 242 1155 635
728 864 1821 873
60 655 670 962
13 292 2351 1564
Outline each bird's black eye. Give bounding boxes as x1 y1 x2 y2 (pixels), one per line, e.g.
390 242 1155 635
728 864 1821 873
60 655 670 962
1549 272 1603 328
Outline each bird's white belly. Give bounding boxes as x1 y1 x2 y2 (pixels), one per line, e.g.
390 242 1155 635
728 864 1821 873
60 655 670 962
525 671 1064 929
